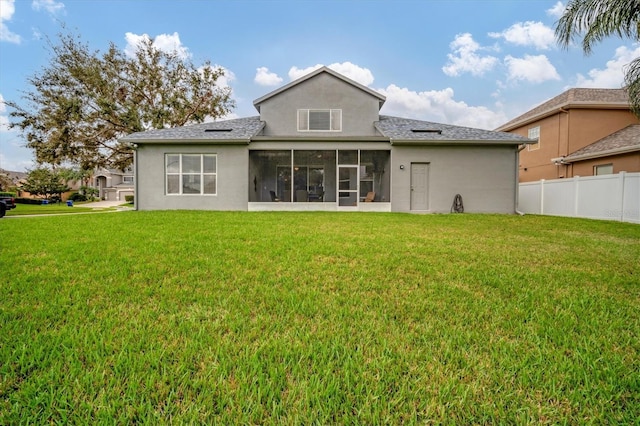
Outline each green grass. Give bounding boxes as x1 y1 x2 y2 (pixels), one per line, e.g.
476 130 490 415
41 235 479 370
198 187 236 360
6 203 110 216
1 212 638 424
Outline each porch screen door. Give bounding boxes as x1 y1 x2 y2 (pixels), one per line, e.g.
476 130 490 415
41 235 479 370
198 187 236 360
338 166 358 207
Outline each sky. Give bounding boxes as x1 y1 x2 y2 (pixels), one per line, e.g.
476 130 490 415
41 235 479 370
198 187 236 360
1 0 638 172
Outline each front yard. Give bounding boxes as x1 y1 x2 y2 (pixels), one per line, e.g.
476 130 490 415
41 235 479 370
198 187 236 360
1 212 638 423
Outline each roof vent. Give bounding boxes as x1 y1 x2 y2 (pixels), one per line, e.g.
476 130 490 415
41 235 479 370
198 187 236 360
205 128 233 132
411 129 442 134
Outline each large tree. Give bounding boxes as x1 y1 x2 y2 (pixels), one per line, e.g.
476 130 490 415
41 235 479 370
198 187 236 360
555 0 640 117
7 32 235 170
22 167 70 200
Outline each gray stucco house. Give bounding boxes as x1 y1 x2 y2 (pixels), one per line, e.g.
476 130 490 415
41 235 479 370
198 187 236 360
123 67 531 213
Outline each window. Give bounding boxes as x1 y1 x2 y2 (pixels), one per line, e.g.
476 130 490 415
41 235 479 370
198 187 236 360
527 126 540 151
166 154 217 195
297 109 341 131
594 163 613 175
122 175 134 184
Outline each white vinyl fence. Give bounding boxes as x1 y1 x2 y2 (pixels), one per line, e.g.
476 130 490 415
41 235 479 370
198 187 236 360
518 172 640 223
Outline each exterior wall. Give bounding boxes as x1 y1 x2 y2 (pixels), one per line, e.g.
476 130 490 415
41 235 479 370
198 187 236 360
391 145 518 213
135 143 248 211
512 108 639 182
258 73 381 137
572 152 640 177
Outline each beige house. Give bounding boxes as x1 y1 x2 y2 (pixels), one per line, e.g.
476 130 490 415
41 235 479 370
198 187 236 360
94 168 135 201
496 88 640 182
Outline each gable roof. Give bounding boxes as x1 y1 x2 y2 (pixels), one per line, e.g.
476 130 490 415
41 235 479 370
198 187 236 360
563 124 640 162
121 117 264 144
376 116 531 144
252 66 386 112
496 88 630 132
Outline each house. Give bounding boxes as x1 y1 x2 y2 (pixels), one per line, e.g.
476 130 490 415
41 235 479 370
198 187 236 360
122 67 531 213
93 168 135 201
496 88 640 182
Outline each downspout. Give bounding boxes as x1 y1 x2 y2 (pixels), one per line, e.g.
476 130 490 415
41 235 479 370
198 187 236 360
132 143 139 211
515 143 527 215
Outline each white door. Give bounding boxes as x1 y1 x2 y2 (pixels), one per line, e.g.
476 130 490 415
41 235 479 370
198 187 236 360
410 163 429 211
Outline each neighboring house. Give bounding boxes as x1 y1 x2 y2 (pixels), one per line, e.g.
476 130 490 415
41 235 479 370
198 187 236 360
93 167 135 201
123 67 531 213
496 88 640 182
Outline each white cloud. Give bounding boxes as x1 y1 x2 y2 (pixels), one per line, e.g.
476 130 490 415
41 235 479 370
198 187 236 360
442 33 498 77
210 64 235 88
288 62 375 86
504 54 560 83
32 0 65 15
0 93 10 132
489 21 556 50
254 67 283 86
546 1 566 19
377 84 508 130
574 44 640 87
0 0 21 43
124 32 190 59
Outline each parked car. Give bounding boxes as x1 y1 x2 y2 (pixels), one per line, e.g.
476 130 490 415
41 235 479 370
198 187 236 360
0 194 17 218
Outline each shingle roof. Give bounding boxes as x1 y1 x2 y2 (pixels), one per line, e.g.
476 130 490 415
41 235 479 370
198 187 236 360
119 115 529 145
496 88 630 131
376 115 531 143
563 124 640 162
121 116 264 142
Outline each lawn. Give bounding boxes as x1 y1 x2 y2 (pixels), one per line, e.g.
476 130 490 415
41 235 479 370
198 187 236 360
1 212 638 424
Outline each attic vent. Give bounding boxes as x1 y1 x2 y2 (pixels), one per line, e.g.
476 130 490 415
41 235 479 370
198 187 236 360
411 129 442 134
205 128 233 132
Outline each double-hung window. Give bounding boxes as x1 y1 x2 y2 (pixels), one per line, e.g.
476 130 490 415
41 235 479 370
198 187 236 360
298 109 341 131
166 154 217 195
527 126 540 151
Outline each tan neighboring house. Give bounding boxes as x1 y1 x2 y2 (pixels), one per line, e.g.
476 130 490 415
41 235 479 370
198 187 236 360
496 88 640 182
94 168 135 201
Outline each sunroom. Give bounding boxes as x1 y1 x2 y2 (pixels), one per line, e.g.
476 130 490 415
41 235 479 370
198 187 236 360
248 149 391 211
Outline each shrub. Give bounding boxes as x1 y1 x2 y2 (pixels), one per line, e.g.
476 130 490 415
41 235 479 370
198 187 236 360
15 197 45 204
69 192 88 202
0 191 17 197
125 195 134 203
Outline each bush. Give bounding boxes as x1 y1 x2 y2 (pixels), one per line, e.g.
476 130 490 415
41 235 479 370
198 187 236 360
0 192 17 197
125 195 134 203
15 197 45 205
69 192 88 202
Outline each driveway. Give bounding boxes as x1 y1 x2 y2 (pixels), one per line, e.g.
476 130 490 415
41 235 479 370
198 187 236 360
82 200 128 209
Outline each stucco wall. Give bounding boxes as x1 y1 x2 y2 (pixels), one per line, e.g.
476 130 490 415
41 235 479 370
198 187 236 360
135 144 248 211
571 152 640 177
258 73 381 137
512 108 639 182
391 145 518 213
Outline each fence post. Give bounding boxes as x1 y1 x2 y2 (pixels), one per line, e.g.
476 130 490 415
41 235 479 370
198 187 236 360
574 176 580 217
619 171 626 222
540 179 545 214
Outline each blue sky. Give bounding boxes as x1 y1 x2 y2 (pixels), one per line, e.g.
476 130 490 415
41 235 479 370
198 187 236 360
1 0 638 171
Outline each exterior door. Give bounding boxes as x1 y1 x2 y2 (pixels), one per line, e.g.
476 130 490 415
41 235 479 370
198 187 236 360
410 163 429 211
338 166 358 208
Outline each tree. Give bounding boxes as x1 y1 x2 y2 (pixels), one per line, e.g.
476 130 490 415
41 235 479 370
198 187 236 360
22 167 70 200
0 169 13 192
555 0 640 117
7 31 235 171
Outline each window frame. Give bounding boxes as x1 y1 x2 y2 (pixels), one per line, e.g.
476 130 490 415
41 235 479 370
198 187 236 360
527 126 540 151
594 163 613 176
122 175 134 184
297 109 342 132
165 153 217 196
